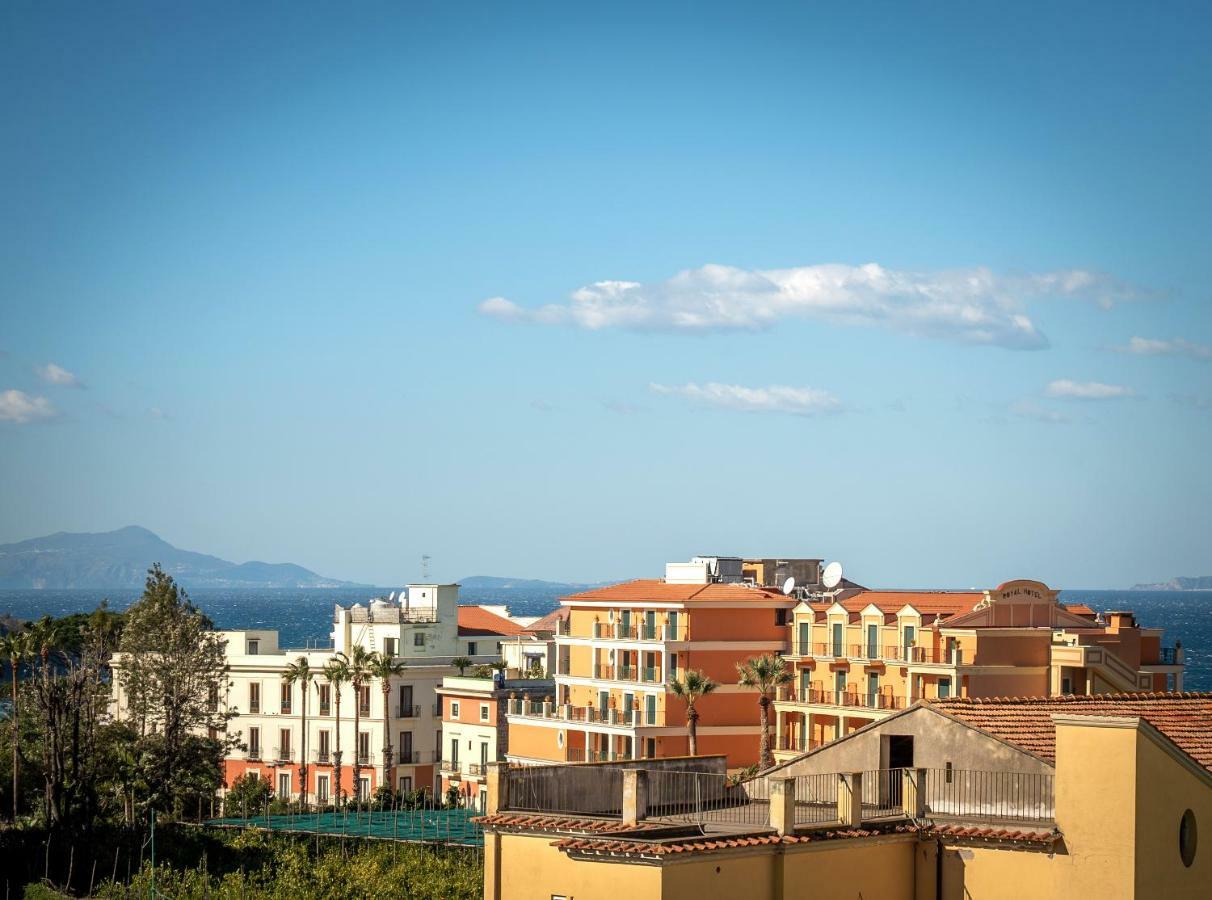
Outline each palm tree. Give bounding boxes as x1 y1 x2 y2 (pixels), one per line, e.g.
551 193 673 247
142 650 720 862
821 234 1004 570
283 657 314 809
670 669 718 756
736 654 793 770
451 655 472 676
322 657 350 807
368 651 407 792
0 626 30 821
344 646 374 803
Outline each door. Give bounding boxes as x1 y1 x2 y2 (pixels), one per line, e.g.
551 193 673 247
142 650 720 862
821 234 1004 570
622 692 634 724
798 622 810 655
316 774 329 803
666 611 680 640
903 625 915 661
399 684 414 716
867 672 879 708
399 730 413 763
886 735 914 807
831 623 843 657
645 694 657 725
834 670 847 703
598 690 610 721
644 610 656 640
866 624 879 659
620 610 632 637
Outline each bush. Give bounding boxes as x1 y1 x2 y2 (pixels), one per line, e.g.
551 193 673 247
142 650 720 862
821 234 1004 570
223 773 272 817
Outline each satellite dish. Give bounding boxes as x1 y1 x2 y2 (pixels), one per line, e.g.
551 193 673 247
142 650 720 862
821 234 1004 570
388 591 396 603
822 562 843 590
782 577 796 595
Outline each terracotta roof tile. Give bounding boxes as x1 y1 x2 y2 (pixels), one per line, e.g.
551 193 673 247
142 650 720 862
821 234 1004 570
931 693 1212 771
810 590 985 617
457 605 528 637
524 607 569 634
474 813 661 833
562 579 790 605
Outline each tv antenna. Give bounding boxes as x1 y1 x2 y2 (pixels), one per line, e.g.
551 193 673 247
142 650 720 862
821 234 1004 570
421 554 431 580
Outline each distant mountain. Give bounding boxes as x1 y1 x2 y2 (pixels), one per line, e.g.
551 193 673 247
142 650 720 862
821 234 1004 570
1130 576 1212 591
457 575 608 593
0 526 365 589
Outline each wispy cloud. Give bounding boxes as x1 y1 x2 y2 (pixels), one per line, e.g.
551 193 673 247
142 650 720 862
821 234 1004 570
35 362 85 388
1009 399 1076 425
1044 379 1136 400
0 389 59 424
649 381 841 416
1110 336 1212 360
479 263 1148 350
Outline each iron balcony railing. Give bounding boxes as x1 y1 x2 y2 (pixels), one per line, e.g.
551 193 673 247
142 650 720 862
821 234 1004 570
645 770 769 827
247 748 262 761
318 703 331 716
249 700 261 714
440 758 460 774
358 704 371 716
920 768 1054 824
355 753 372 765
273 747 291 763
467 763 486 777
778 687 907 711
398 704 421 718
775 733 821 753
313 749 331 763
793 773 838 825
280 700 292 714
1156 647 1182 665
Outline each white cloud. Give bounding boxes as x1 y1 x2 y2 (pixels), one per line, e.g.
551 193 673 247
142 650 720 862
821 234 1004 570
649 381 841 416
478 263 1148 350
1044 379 1136 400
0 389 58 424
1111 336 1212 360
1009 399 1075 425
35 362 85 388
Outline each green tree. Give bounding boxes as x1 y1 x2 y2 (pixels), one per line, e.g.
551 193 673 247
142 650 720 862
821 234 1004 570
670 669 719 756
368 651 406 791
224 770 273 817
451 656 472 676
282 657 314 808
322 656 349 806
116 565 235 817
0 625 30 821
736 654 793 770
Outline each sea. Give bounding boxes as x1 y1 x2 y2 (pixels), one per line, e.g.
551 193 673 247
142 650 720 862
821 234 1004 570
0 587 1208 691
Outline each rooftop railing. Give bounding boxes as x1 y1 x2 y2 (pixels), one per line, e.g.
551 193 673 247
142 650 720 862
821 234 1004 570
778 687 907 711
1155 646 1183 665
910 646 965 665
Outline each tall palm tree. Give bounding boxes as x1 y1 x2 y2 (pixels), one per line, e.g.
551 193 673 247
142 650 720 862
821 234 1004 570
282 657 314 808
322 657 350 807
368 651 407 792
0 627 30 821
344 646 374 802
451 655 472 676
736 654 793 770
669 669 718 757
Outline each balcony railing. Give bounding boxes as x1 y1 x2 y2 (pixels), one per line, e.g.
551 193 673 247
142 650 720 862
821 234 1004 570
280 701 292 714
355 753 372 766
273 747 291 763
775 733 821 753
467 763 486 777
911 647 965 665
249 701 261 714
398 704 421 718
778 687 907 711
507 699 662 727
247 748 262 761
314 749 331 763
358 704 371 717
1155 647 1183 665
397 749 431 764
641 666 660 683
318 703 331 716
440 758 459 774
587 621 689 641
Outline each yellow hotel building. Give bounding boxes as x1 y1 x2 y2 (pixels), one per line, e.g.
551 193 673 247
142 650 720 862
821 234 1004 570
505 557 800 768
774 578 1184 762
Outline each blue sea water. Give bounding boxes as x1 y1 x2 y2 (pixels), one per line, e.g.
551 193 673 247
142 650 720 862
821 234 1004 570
0 587 1208 690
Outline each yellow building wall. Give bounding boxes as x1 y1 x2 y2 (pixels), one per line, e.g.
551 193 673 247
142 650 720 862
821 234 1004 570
781 839 916 900
1132 729 1212 897
505 722 565 761
491 832 662 900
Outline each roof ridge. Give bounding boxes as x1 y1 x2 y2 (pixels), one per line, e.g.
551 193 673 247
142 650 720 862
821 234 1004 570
931 691 1212 705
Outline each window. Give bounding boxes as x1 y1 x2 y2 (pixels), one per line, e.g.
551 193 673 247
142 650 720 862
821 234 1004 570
383 637 397 657
645 694 657 725
279 728 291 759
248 727 261 758
399 730 413 762
669 652 679 680
358 731 370 763
318 730 330 761
358 685 371 715
480 742 489 768
797 622 810 654
775 608 789 626
467 641 478 656
278 773 290 798
451 701 460 718
280 682 292 714
1180 809 1197 867
866 624 878 658
246 639 260 655
316 774 329 802
318 683 331 715
480 704 490 722
399 775 412 793
399 684 414 716
867 672 880 706
249 682 261 714
834 670 847 699
938 678 952 699
414 632 425 647
903 625 916 660
1061 676 1072 695
358 777 370 800
831 623 843 657
450 737 460 766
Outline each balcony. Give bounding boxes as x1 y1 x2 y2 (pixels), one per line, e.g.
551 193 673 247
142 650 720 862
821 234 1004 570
397 750 431 764
1155 646 1183 665
273 747 292 763
507 698 663 728
318 703 331 717
439 758 459 775
249 701 261 714
775 733 821 753
247 748 263 761
355 753 372 766
466 763 486 777
910 647 965 665
280 702 292 715
313 750 331 764
641 666 661 683
777 687 907 711
398 704 421 718
358 705 371 717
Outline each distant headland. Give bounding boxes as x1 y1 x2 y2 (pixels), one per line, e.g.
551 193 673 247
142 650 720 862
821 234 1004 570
1130 576 1212 591
0 525 367 590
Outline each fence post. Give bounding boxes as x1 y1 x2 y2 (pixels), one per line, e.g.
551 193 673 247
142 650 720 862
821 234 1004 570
622 769 648 825
769 777 796 836
902 768 926 821
486 762 509 815
837 772 863 827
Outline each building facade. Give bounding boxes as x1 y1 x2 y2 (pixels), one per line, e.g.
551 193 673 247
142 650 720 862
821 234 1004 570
111 583 527 802
773 578 1184 762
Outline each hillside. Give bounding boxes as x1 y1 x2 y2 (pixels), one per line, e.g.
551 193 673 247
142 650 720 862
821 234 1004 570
1130 576 1212 591
0 526 364 589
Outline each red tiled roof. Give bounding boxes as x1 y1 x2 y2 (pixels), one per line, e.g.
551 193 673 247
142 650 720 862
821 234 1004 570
563 579 790 605
931 693 1212 771
525 607 569 634
549 822 1056 856
1063 603 1097 616
820 590 985 616
457 606 527 637
473 813 662 833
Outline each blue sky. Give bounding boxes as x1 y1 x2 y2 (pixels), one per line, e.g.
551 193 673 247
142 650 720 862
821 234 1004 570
1 1 1209 588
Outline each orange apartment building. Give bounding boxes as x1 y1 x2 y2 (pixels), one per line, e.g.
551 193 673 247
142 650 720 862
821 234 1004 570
773 578 1185 762
505 556 807 768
